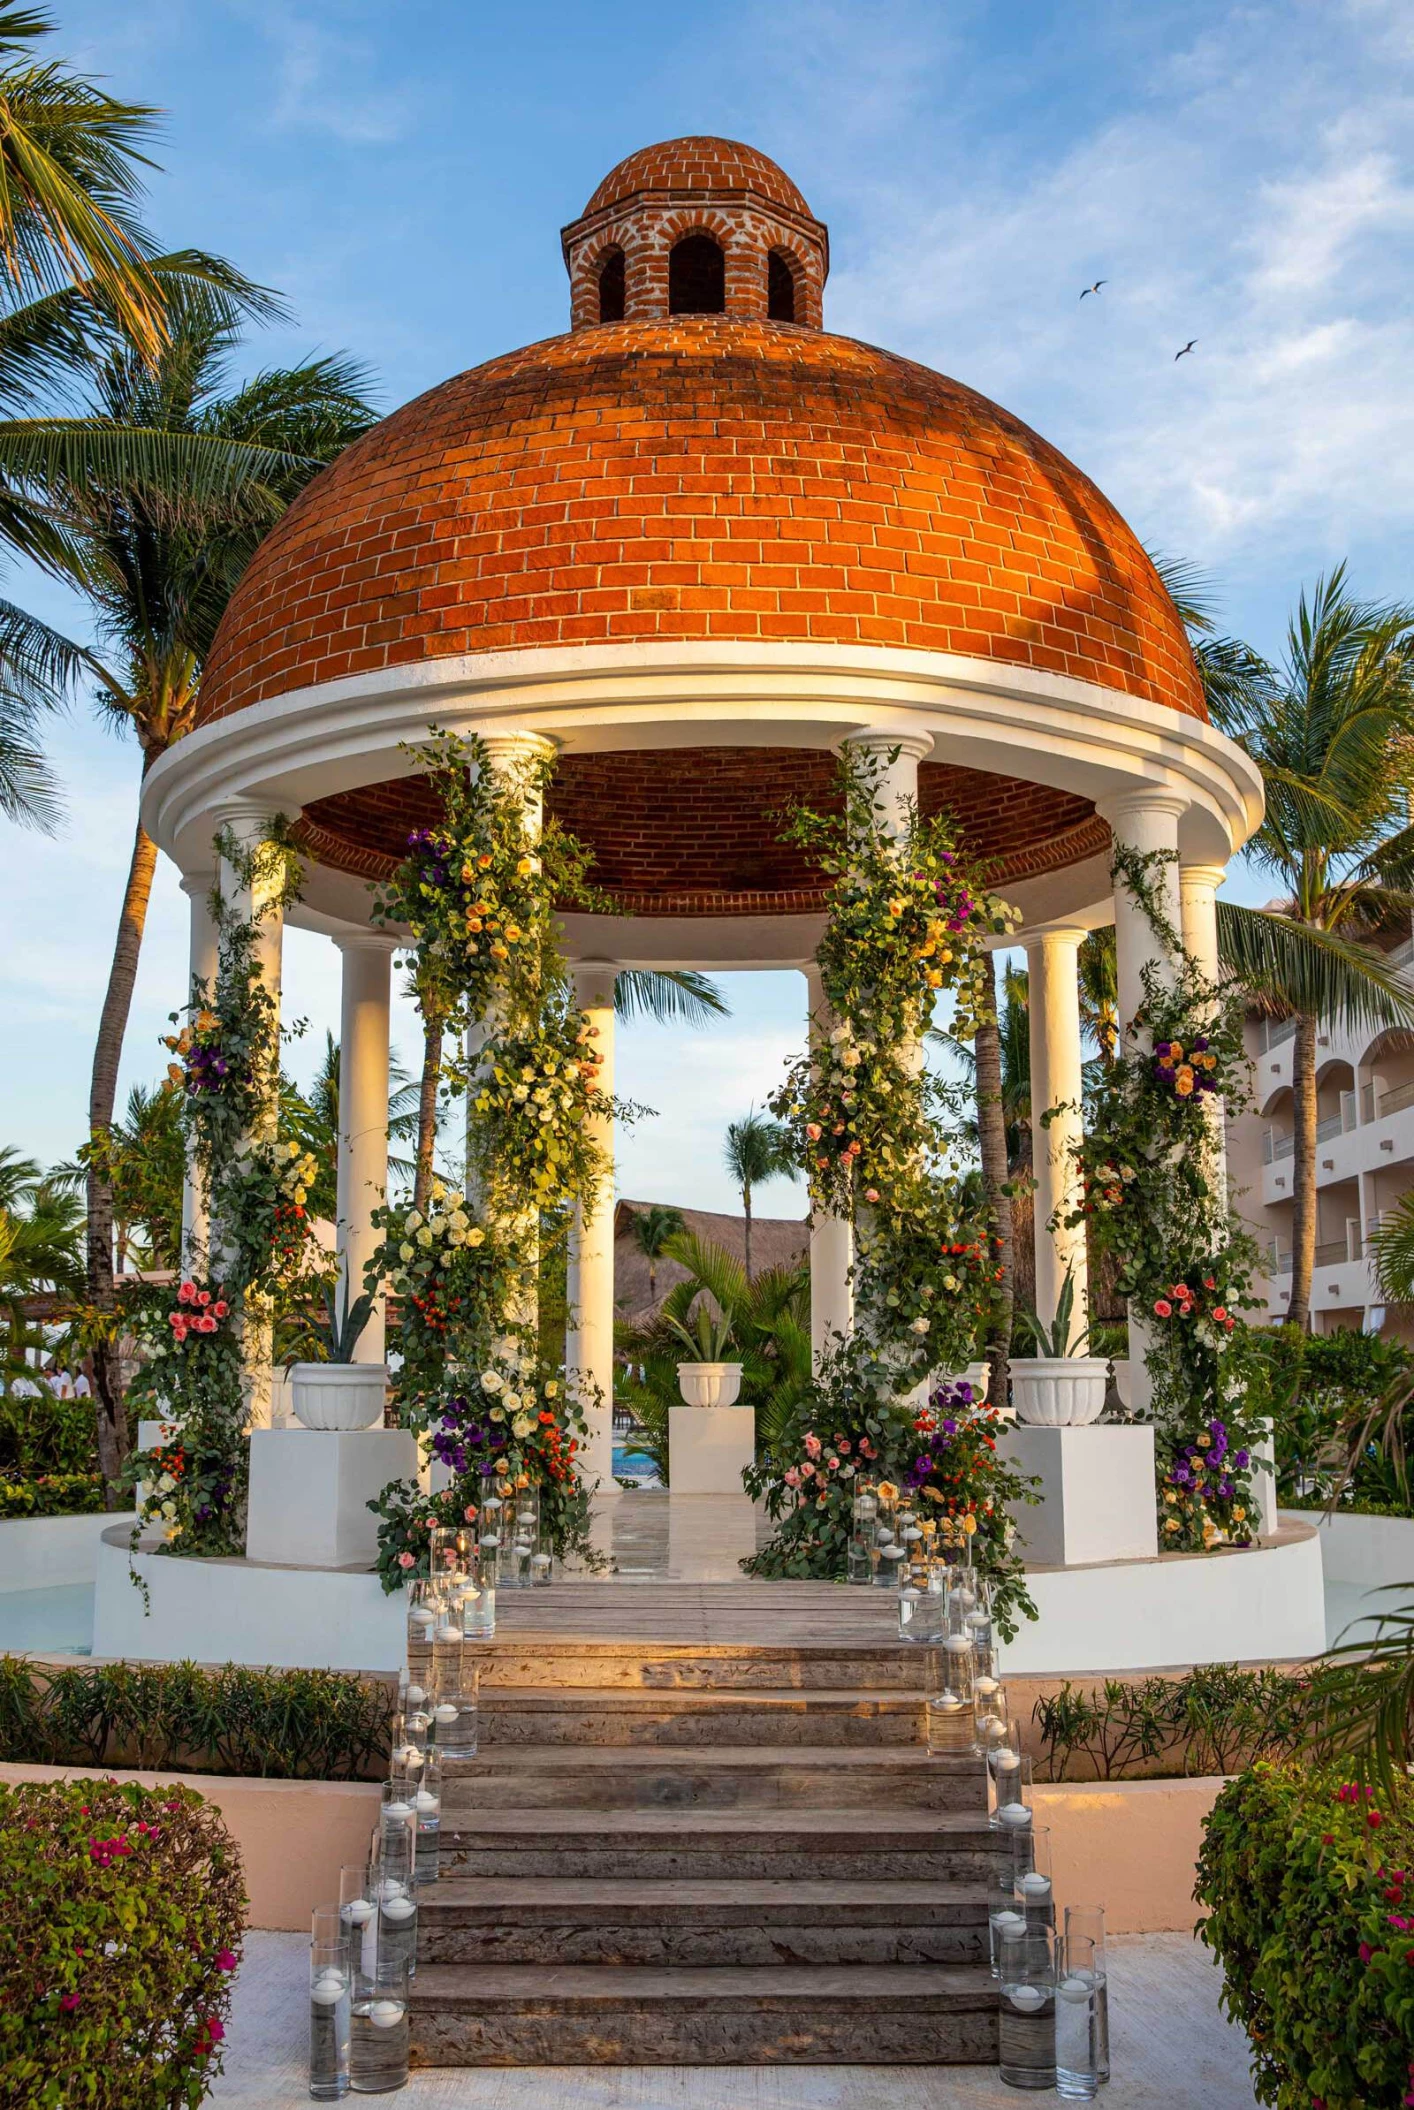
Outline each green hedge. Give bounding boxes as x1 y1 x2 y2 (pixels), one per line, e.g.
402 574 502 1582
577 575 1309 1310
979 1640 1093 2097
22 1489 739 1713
0 1656 394 1780
1197 1760 1414 2107
0 1775 245 2108
1031 1665 1311 1780
0 1471 106 1519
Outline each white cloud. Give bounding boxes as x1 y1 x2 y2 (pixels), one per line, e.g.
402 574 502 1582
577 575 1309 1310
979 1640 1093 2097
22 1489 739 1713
253 10 417 145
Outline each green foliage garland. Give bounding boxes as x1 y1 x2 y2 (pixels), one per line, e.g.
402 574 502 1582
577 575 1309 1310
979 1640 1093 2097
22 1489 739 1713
0 1776 245 2109
1196 1759 1414 2108
461 998 613 1220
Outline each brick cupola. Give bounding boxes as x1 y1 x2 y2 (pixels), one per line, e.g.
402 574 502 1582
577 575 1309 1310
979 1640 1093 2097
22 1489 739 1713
561 135 829 331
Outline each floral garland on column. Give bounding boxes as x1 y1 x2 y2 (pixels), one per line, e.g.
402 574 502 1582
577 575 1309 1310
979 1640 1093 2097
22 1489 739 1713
126 827 323 1561
749 746 1033 1612
365 730 616 1587
1060 844 1264 1550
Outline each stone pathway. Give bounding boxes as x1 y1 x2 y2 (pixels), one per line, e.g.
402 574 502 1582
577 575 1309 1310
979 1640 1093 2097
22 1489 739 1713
210 1930 1259 2106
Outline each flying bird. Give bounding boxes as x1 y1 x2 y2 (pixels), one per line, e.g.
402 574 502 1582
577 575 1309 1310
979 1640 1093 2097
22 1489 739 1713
1080 280 1107 299
1174 340 1197 360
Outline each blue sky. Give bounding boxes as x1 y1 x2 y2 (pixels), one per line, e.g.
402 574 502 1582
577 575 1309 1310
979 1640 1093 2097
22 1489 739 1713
4 0 1413 1210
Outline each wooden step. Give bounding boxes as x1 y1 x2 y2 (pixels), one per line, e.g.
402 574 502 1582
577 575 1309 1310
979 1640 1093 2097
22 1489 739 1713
476 1685 925 1747
437 1806 1002 1882
408 1962 999 2066
470 1640 934 1691
418 1876 989 1966
441 1744 983 1812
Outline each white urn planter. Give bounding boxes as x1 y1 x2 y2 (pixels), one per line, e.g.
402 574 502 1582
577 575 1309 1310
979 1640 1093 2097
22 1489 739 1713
676 1361 744 1409
1011 1357 1108 1428
289 1362 388 1432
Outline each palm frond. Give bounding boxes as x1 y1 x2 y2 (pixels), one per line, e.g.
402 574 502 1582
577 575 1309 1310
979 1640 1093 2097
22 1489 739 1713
614 969 730 1027
1217 902 1414 1031
1371 1197 1414 1305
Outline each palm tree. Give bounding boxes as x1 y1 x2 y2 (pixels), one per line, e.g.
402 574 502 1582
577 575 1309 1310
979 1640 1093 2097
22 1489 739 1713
19 295 377 1481
629 1203 685 1306
723 1108 797 1282
1188 568 1414 1329
283 1032 421 1218
1078 929 1118 1066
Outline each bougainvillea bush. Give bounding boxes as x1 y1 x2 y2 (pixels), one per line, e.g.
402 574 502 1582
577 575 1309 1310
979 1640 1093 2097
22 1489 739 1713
744 1362 1037 1640
1197 1759 1414 2109
0 1776 245 2109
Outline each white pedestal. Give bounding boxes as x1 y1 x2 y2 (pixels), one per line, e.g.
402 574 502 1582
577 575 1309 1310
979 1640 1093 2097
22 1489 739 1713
998 1425 1158 1567
668 1405 755 1495
245 1427 418 1569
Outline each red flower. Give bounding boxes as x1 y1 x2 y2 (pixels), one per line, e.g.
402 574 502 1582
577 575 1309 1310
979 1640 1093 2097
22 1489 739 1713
1154 1299 1173 1317
213 1300 228 1318
196 1315 217 1334
178 1280 197 1303
1371 1810 1385 1828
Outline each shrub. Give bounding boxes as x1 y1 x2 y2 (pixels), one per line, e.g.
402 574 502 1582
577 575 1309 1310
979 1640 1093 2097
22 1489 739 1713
1246 1324 1414 1511
0 1657 394 1780
0 1775 245 2108
1197 1759 1414 2108
0 1470 106 1519
1031 1664 1312 1780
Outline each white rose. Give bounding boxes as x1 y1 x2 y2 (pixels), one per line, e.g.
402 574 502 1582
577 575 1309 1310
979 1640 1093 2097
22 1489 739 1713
466 1228 485 1247
481 1371 503 1392
157 1473 175 1494
911 1317 931 1335
416 1227 433 1248
447 1228 465 1246
490 1406 505 1423
160 1500 176 1519
400 1243 414 1262
450 1210 468 1230
544 1379 559 1398
513 1415 534 1438
406 1209 423 1230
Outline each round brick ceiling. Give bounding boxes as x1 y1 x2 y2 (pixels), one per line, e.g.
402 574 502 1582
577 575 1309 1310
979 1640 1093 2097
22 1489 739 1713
583 136 812 218
298 748 1108 918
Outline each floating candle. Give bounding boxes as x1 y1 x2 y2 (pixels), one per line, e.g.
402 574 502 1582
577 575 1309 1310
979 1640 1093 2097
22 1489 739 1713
414 1789 439 1814
381 1894 416 1923
310 1972 346 2006
341 1899 375 1926
368 1999 405 2029
405 1684 425 1705
992 1908 1026 1936
1018 1872 1051 1898
944 1634 972 1654
1058 1974 1093 2003
1006 1984 1047 2013
434 1703 458 1723
383 1799 412 1822
1000 1803 1034 1830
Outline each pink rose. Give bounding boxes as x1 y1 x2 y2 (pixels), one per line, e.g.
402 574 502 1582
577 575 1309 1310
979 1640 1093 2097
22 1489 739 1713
864 1188 880 1203
800 1461 815 1478
804 1432 822 1456
464 1505 478 1522
196 1315 217 1334
1154 1299 1173 1318
213 1300 228 1318
196 1289 212 1307
178 1280 197 1304
397 1551 415 1569
783 1467 800 1488
806 1123 822 1141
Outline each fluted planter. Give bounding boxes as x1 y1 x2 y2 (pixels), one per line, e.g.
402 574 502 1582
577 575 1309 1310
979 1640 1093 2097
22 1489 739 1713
289 1363 388 1432
676 1362 744 1409
1011 1357 1108 1427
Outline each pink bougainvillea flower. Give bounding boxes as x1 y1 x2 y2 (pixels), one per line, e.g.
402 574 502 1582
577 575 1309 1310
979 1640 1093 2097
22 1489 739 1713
215 1949 238 1972
59 1993 80 2013
1360 1941 1373 1962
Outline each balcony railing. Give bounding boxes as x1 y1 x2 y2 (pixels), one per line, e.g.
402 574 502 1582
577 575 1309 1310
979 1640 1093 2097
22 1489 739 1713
1261 1018 1298 1053
1269 1246 1293 1274
1316 1112 1344 1142
1315 1239 1350 1268
1378 1078 1414 1119
1262 1130 1295 1164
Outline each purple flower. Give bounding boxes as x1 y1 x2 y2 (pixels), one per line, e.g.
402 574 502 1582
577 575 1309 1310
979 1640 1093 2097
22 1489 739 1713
942 1418 958 1436
1234 1448 1250 1469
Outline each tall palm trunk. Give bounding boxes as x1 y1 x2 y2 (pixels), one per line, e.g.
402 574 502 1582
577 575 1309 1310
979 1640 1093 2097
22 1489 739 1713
412 1001 445 1214
1288 1012 1319 1330
742 1184 754 1284
974 952 1013 1401
86 789 159 1496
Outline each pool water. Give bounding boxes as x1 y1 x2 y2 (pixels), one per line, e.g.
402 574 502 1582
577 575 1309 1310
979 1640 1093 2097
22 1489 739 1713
0 1582 93 1655
613 1443 659 1485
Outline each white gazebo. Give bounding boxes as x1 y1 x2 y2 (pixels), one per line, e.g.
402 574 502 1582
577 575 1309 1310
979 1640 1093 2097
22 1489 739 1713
103 135 1327 1673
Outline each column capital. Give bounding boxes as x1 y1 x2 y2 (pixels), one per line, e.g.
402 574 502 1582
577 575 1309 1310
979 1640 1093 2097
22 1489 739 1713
1178 861 1228 891
477 730 559 772
572 959 620 1010
833 725 934 763
179 868 216 900
209 794 287 842
1020 923 1090 954
1095 788 1191 832
333 929 400 958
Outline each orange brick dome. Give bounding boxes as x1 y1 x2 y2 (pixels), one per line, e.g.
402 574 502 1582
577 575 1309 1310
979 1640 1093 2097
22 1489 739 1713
198 317 1202 727
584 136 813 218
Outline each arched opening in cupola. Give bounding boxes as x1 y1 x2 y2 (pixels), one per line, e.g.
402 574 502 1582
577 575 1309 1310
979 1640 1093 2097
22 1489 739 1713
668 233 725 314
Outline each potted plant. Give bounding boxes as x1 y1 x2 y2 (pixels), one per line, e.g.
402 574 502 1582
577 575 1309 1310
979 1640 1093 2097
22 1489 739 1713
665 1301 743 1409
1010 1273 1108 1427
289 1271 387 1431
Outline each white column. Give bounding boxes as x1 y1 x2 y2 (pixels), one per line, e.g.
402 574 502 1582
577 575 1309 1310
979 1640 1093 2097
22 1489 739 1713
568 961 617 1490
1097 792 1188 1034
335 934 396 1365
840 728 932 840
805 963 853 1368
1180 861 1230 1213
1024 927 1089 1340
179 869 218 1260
211 799 286 1428
1096 793 1189 1417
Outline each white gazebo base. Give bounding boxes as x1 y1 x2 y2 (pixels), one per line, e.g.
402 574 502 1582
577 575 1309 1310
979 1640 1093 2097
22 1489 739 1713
1000 1426 1159 1567
246 1427 419 1569
1000 1521 1325 1674
667 1405 755 1495
92 1527 407 1672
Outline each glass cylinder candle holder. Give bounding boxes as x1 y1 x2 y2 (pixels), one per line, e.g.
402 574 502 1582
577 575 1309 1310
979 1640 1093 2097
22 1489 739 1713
350 1951 410 2096
404 1579 437 1660
459 1559 497 1640
1063 1903 1110 2085
936 1630 975 1706
1016 1823 1054 1933
371 1860 418 1983
897 1554 943 1644
997 1926 1057 2091
339 1864 380 1980
413 1752 442 1886
971 1674 1006 1756
846 1533 874 1586
1056 1930 1102 2100
987 1842 1028 1978
873 1488 901 1586
389 1710 426 1778
432 1645 479 1761
989 1745 1033 1834
378 1781 417 1883
310 1904 351 2101
925 1687 973 1755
